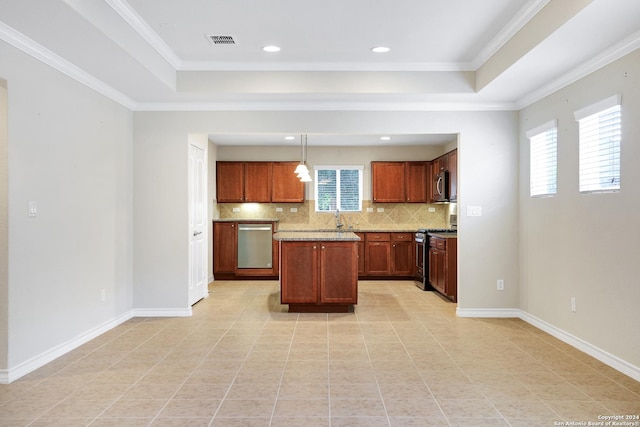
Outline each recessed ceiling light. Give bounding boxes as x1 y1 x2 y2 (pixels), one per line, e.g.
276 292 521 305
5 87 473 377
371 46 390 53
380 136 392 141
284 136 295 140
262 45 281 53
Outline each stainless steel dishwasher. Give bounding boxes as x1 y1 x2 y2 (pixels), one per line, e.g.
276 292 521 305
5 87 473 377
237 223 273 269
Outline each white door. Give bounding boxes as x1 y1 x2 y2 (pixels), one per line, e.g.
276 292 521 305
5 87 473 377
189 144 207 305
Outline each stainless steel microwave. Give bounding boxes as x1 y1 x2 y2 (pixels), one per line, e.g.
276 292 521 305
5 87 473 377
433 170 449 203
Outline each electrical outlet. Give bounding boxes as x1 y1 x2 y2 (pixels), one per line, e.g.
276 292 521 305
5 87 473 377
28 201 38 217
101 289 106 302
290 207 297 212
366 207 374 213
276 207 283 212
428 207 436 212
497 279 504 291
232 207 240 212
570 297 576 312
377 208 384 213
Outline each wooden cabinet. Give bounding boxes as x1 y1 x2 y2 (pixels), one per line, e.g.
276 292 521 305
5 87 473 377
428 236 457 302
216 161 271 203
405 162 428 203
244 162 272 202
280 240 358 312
213 222 237 274
371 162 406 203
216 162 245 203
390 233 413 275
217 161 304 203
371 161 428 203
448 149 457 202
272 162 305 203
364 232 413 277
365 233 391 275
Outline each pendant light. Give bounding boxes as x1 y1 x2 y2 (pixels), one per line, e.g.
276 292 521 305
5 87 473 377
294 134 311 182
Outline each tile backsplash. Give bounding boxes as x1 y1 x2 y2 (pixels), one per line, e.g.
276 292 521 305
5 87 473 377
215 200 451 231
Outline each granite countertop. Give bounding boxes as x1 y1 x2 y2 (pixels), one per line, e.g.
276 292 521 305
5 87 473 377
276 228 417 233
213 218 280 222
273 231 361 241
429 232 458 239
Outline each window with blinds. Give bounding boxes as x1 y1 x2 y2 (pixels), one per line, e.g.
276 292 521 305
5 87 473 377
575 95 622 193
314 166 363 212
527 120 558 197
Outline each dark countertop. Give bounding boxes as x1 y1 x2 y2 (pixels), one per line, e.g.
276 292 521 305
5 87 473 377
213 218 280 222
273 231 361 241
428 232 458 239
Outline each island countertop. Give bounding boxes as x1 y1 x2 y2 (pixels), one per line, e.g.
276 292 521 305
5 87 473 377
273 231 360 241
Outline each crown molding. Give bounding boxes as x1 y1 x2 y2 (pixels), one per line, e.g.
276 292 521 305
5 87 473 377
515 30 640 109
105 0 182 69
471 0 550 70
133 100 517 112
179 60 473 72
0 21 137 109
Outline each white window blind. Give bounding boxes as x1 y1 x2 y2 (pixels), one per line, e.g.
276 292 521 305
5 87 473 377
575 95 621 193
314 165 363 212
527 120 558 197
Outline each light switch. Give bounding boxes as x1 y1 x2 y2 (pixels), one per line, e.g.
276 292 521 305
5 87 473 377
377 208 384 213
28 201 37 217
290 207 297 212
467 206 482 217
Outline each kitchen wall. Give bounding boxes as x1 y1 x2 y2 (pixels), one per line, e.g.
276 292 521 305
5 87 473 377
215 144 452 230
0 41 134 378
519 50 640 370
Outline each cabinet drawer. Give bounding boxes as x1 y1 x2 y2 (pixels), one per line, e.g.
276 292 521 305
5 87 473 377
366 233 390 242
391 233 413 242
432 238 446 250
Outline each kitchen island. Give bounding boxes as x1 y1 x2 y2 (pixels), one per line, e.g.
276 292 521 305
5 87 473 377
273 231 360 313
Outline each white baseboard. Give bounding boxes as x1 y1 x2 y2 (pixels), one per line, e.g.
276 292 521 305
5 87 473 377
0 310 134 384
131 307 193 317
456 307 521 318
0 306 194 384
456 307 640 382
519 310 640 382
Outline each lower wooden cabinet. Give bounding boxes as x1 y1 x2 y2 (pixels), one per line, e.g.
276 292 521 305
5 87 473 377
213 222 236 274
428 236 457 302
280 241 358 311
364 232 413 277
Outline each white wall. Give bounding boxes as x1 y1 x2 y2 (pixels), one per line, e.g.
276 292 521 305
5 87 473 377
0 80 8 371
133 110 520 313
0 42 134 376
519 50 640 368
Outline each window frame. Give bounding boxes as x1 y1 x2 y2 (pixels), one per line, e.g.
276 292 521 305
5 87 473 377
313 165 364 212
526 119 558 198
574 94 622 194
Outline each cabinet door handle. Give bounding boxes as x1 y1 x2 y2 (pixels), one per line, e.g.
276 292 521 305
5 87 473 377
322 246 325 250
313 245 317 249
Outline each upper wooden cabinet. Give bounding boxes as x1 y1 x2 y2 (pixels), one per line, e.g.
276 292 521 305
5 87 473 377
216 162 245 203
405 162 428 203
371 161 428 203
216 161 304 203
244 162 272 202
371 162 406 203
448 149 457 202
272 162 305 203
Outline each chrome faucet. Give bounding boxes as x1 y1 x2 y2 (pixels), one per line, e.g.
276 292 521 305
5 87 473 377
335 209 344 229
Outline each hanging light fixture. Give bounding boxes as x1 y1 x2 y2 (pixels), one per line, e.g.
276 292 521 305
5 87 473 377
294 134 311 182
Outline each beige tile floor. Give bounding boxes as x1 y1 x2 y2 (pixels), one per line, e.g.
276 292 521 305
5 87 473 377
1 280 638 426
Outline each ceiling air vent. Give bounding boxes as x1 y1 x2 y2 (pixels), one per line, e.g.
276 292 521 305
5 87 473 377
207 35 237 45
